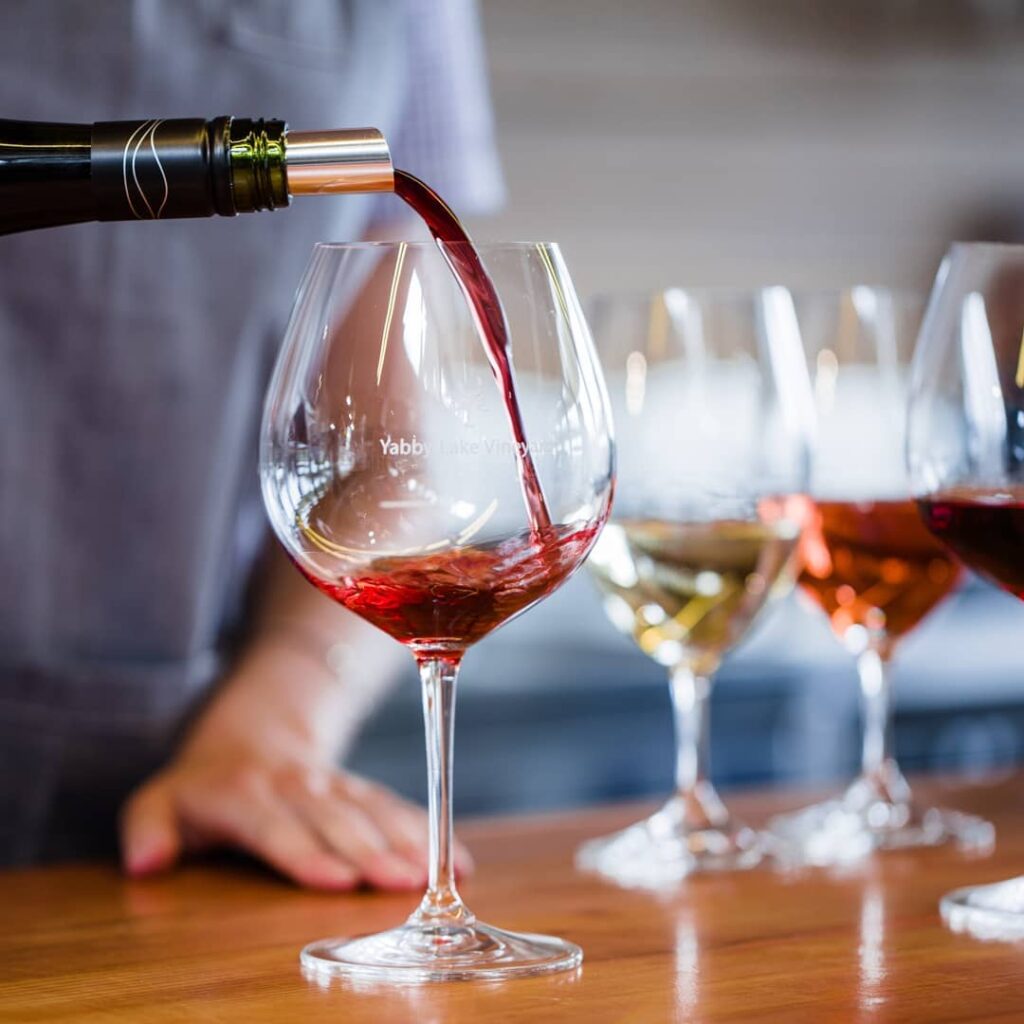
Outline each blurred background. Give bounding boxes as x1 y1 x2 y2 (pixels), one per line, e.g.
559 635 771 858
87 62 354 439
468 0 1024 293
349 0 1024 813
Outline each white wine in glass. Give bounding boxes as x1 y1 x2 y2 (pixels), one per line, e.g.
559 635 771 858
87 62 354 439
589 517 798 676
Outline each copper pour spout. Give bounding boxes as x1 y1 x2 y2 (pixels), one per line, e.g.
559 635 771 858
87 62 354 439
285 128 393 195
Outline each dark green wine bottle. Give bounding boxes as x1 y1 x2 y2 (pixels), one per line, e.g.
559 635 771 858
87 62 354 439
0 117 393 236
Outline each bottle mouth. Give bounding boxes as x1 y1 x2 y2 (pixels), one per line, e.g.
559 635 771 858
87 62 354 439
226 118 288 213
284 128 394 195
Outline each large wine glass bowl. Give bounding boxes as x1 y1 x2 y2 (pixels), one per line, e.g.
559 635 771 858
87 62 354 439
908 243 1024 938
767 287 992 866
576 288 809 887
262 242 613 980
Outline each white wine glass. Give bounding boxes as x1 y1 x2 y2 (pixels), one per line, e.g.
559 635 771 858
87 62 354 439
576 287 810 887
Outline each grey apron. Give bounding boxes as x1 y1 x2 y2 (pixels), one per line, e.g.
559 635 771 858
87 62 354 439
0 0 407 863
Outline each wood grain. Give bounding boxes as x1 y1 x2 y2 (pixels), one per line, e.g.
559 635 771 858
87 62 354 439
2 776 1023 1022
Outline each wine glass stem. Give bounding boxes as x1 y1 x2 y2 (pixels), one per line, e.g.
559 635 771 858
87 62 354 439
670 663 712 797
412 653 472 927
858 646 894 781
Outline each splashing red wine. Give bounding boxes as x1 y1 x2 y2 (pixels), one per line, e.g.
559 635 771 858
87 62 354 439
394 169 552 533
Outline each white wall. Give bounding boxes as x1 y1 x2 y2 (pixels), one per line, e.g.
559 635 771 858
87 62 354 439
471 0 1024 298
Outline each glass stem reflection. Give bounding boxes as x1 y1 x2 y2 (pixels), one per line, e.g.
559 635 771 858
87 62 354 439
412 654 473 927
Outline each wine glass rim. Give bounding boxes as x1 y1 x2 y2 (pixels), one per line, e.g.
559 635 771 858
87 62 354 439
310 240 561 251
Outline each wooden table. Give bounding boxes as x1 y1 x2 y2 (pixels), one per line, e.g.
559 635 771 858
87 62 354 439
3 775 1024 1022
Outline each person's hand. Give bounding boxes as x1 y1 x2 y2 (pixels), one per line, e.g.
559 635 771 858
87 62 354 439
120 750 463 891
119 640 473 890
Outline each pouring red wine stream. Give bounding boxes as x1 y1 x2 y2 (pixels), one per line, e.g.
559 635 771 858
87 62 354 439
394 170 552 533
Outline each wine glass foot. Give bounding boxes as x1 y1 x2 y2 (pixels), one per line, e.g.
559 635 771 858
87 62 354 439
300 919 582 983
941 876 1024 941
575 797 762 888
767 786 994 868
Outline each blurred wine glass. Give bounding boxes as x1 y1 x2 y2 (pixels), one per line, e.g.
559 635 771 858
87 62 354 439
909 243 1024 938
262 241 613 980
767 287 993 866
577 288 809 887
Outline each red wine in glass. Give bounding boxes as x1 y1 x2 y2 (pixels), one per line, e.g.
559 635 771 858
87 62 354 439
298 522 599 650
918 487 1024 599
394 170 552 534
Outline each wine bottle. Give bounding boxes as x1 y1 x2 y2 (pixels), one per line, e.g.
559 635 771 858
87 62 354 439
0 116 393 235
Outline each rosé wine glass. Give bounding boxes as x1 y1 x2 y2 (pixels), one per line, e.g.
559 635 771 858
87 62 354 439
766 287 993 867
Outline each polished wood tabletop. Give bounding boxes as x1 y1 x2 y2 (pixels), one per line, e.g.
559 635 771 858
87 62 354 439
3 775 1024 1023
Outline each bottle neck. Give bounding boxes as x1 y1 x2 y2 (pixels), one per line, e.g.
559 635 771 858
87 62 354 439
89 118 393 222
90 117 285 221
0 116 395 237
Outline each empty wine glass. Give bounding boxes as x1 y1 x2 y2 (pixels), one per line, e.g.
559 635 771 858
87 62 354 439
261 242 614 980
767 287 993 866
576 288 810 887
909 242 1024 938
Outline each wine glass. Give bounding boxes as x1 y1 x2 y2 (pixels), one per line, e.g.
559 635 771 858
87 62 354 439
767 287 993 866
575 288 810 887
261 241 614 980
908 242 1024 938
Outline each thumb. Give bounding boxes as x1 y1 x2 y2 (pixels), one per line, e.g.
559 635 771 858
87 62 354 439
120 779 182 878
